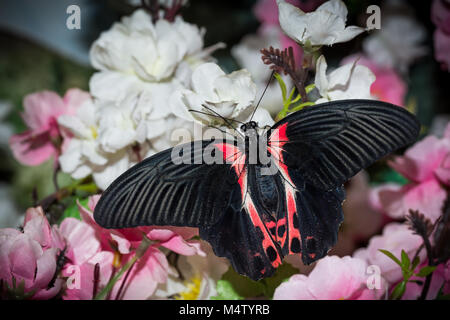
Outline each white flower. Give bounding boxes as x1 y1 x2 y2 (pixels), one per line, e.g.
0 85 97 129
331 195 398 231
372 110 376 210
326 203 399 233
232 26 293 115
58 99 109 179
363 14 427 72
170 62 257 125
152 241 229 300
89 9 223 121
90 10 204 82
58 98 135 190
276 0 365 47
58 95 196 190
314 55 376 104
96 94 166 153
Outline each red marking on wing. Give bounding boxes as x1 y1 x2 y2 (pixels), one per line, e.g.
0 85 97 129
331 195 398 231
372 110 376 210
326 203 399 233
286 184 301 251
247 198 282 268
268 122 302 254
266 221 276 229
215 143 245 173
215 142 282 268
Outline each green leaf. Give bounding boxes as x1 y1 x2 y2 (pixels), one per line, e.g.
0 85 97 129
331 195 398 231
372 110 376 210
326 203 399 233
415 266 437 278
390 280 407 300
401 250 410 270
379 249 402 268
261 263 299 299
220 266 265 298
411 256 421 271
305 83 316 94
210 280 243 300
290 101 315 113
274 73 287 102
58 197 89 223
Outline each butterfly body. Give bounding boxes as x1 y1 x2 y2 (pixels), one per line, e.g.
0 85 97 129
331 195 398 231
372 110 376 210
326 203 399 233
94 100 420 280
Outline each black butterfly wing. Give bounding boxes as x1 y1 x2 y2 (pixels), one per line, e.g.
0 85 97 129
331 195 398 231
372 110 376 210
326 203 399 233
268 99 420 190
265 99 420 265
94 140 239 229
94 139 285 280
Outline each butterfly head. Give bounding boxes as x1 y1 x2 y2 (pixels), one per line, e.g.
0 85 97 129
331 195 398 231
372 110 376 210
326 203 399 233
240 121 258 135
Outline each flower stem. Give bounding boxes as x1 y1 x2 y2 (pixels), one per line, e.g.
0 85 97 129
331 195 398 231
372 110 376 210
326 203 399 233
419 234 435 300
94 235 152 300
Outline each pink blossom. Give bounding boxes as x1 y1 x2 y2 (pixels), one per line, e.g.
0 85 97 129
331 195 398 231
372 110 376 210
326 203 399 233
0 207 65 299
60 195 204 300
353 223 424 284
331 172 383 256
341 55 406 106
434 28 450 72
370 124 450 222
252 0 324 71
9 89 90 166
432 0 450 35
374 179 446 222
273 256 385 300
432 0 450 71
400 263 449 300
253 0 324 25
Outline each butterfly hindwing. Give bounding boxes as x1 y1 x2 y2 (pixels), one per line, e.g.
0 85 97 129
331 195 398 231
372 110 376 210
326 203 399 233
264 99 419 265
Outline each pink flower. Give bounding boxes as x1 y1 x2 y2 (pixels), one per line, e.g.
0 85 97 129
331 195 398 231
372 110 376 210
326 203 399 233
434 28 450 72
59 217 114 300
370 124 450 222
253 0 324 25
341 55 406 106
400 263 449 300
9 89 90 166
432 0 450 35
432 0 450 71
273 256 385 300
252 0 324 71
354 223 424 284
331 172 383 256
60 195 204 300
0 207 65 299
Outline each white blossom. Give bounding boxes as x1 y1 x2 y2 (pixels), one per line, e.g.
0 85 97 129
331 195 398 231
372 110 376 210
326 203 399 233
96 94 166 153
363 14 427 73
58 99 108 180
170 62 258 124
276 0 365 47
90 10 205 82
314 55 376 104
152 241 229 300
58 95 196 190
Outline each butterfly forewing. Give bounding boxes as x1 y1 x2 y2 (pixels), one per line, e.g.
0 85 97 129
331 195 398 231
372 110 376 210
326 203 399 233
269 99 420 190
94 140 238 229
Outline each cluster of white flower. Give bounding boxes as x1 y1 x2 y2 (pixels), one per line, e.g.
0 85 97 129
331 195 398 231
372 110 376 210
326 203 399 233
58 9 273 190
58 1 426 190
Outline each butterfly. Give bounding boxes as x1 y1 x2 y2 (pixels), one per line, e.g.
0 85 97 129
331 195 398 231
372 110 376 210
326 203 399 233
93 99 420 280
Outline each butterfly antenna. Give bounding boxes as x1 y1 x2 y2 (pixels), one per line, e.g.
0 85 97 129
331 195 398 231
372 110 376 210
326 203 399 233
249 70 275 122
188 109 245 125
199 104 245 138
